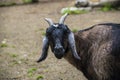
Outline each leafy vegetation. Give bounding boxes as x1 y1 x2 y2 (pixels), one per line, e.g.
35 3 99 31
101 3 118 11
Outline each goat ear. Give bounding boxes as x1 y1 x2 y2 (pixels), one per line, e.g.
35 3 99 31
45 18 54 26
59 13 68 24
68 32 81 60
37 36 49 62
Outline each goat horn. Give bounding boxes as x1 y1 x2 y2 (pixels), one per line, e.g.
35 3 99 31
59 13 68 24
45 18 54 26
37 36 49 62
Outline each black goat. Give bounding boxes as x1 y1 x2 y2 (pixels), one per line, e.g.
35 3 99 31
37 14 120 80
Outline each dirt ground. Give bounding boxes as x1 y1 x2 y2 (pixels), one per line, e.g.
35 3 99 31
0 1 120 80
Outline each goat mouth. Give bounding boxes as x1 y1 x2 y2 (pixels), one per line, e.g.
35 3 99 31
54 51 64 59
53 48 65 59
55 54 63 59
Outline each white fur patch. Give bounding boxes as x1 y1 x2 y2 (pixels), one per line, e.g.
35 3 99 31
53 24 58 27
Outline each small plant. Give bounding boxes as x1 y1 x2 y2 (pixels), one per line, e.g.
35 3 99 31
0 43 8 47
72 29 78 33
28 68 37 77
41 32 46 36
36 75 44 80
11 54 18 58
0 39 8 48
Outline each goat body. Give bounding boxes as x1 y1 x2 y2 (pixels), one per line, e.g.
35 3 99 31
37 14 120 80
64 23 120 80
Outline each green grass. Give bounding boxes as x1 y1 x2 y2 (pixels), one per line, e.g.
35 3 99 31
72 29 79 33
12 60 22 65
22 0 33 3
41 32 46 36
28 68 37 77
101 3 117 12
11 54 18 58
0 43 8 48
61 7 89 15
36 75 44 80
0 2 16 7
